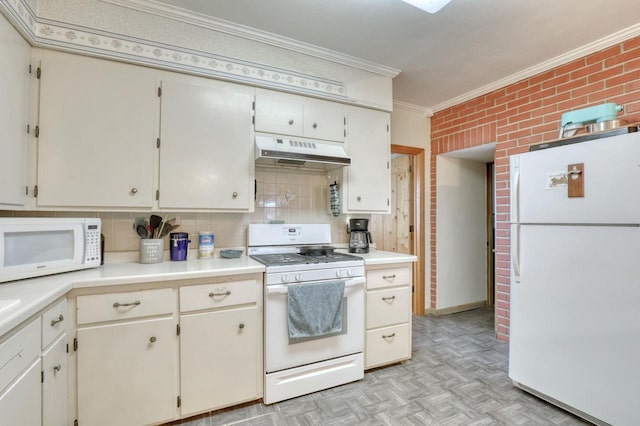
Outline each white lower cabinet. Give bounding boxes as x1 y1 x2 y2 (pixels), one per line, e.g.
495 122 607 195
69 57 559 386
0 358 42 426
77 317 177 426
365 263 412 369
42 334 68 426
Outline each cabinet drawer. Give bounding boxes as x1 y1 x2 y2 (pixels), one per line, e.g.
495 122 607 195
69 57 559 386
366 287 411 329
42 298 67 349
77 288 174 325
0 318 41 393
180 280 257 313
365 323 410 369
366 266 411 290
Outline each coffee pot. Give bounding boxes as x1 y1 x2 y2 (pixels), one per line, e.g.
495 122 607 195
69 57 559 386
348 218 372 253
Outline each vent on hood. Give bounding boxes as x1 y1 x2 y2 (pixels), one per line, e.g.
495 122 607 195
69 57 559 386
255 135 351 169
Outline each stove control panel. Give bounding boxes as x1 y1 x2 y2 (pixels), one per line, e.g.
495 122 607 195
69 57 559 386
266 266 365 286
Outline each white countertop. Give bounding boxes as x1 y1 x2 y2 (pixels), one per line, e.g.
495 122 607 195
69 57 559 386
0 249 416 338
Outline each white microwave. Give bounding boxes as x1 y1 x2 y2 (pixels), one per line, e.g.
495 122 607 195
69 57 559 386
0 218 101 283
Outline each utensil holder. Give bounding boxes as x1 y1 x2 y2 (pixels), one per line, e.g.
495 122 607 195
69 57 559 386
139 239 164 264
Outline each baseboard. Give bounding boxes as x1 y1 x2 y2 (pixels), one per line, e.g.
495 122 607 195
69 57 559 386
427 300 487 316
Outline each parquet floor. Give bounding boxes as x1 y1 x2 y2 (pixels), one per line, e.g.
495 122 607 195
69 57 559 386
170 308 588 425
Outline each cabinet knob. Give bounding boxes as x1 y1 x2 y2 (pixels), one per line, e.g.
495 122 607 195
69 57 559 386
357 196 362 202
232 192 238 198
50 314 64 326
312 123 318 129
238 323 245 329
149 336 157 343
288 120 294 125
53 364 62 374
130 187 138 194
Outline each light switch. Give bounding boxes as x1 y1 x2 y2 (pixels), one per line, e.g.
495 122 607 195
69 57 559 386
568 163 584 198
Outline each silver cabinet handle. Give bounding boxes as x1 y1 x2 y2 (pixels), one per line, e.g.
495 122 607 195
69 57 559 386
50 314 64 326
149 336 157 343
382 333 396 340
382 274 396 280
53 364 62 374
288 119 294 125
239 323 245 329
312 123 318 129
130 187 138 194
382 296 396 302
232 192 238 198
209 290 231 297
113 301 141 308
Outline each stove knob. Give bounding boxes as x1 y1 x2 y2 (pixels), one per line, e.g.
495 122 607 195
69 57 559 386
347 269 354 277
295 274 303 281
281 275 290 283
336 270 344 278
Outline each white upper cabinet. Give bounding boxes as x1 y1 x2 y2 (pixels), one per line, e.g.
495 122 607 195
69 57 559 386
37 50 157 208
338 106 391 213
254 89 345 142
158 78 255 211
0 15 30 208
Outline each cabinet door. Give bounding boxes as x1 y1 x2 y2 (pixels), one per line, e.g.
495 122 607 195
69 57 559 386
77 318 177 426
37 51 157 208
254 89 304 136
303 98 345 142
180 306 258 415
42 334 68 426
158 79 254 210
344 107 390 213
0 359 42 426
0 14 29 207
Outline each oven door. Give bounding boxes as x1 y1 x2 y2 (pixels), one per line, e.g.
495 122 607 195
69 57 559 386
264 277 364 373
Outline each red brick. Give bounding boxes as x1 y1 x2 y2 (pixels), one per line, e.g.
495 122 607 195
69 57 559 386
623 36 640 51
519 100 543 114
517 83 542 98
555 58 586 76
508 111 532 124
543 92 571 106
557 95 589 111
604 46 640 68
572 81 604 98
610 69 640 88
586 45 621 65
589 86 625 103
557 77 587 94
506 80 529 94
507 96 531 110
518 116 544 129
571 62 602 80
529 69 556 86
588 65 624 84
542 74 571 90
530 87 556 102
625 57 640 71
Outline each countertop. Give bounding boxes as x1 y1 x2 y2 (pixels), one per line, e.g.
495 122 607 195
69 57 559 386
0 249 416 338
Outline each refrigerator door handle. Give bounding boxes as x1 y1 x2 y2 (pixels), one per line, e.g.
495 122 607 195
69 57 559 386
512 168 521 282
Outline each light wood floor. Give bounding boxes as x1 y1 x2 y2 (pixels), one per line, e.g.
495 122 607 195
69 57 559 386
168 308 588 425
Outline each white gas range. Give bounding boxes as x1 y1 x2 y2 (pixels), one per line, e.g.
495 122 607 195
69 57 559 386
248 224 365 404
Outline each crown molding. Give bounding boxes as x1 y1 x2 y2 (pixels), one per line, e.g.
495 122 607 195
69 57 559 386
393 100 433 117
430 22 640 112
101 0 401 78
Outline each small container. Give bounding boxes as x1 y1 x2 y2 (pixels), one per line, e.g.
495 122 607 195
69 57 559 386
198 232 214 259
170 232 190 261
139 239 164 264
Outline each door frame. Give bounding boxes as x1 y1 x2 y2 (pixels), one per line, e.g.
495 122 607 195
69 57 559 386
391 144 425 315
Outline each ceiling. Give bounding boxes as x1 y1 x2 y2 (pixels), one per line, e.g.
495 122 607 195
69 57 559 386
154 0 640 111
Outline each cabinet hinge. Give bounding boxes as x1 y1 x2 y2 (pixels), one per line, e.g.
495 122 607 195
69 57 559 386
73 337 78 351
176 323 180 336
409 224 414 233
33 185 38 198
36 67 41 79
156 190 160 201
387 161 390 169
74 420 78 426
26 124 30 134
66 343 69 353
387 124 389 132
156 138 160 148
412 284 415 294
41 370 44 383
35 126 40 138
177 396 181 408
344 117 346 125
157 87 162 97
25 186 29 196
28 64 32 74
387 198 390 206
344 128 346 137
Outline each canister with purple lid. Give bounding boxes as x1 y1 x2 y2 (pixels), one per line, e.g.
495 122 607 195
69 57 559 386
198 232 214 259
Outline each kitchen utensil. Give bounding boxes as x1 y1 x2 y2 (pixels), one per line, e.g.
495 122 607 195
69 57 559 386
159 224 179 238
220 249 243 259
132 216 146 230
149 214 163 237
136 224 149 239
586 119 627 133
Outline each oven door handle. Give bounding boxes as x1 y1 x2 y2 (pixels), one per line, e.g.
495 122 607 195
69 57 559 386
265 277 365 295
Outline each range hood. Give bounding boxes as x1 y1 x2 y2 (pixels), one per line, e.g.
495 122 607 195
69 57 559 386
255 135 351 169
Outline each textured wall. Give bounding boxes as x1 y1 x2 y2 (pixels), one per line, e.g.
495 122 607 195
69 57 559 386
430 36 640 341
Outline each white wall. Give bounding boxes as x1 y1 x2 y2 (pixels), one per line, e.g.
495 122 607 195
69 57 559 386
436 156 487 310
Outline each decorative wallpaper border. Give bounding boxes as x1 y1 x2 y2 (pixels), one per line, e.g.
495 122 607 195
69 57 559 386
0 0 348 100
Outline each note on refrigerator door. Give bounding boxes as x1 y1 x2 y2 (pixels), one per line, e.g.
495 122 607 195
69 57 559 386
546 172 568 190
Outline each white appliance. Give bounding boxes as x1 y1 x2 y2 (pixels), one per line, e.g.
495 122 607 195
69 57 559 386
255 135 351 169
509 131 640 426
0 217 101 283
248 224 365 404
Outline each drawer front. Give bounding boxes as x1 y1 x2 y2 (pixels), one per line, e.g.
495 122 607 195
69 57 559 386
365 323 410 369
366 266 411 290
77 288 174 324
0 318 41 393
42 298 67 349
180 280 257 313
366 287 411 329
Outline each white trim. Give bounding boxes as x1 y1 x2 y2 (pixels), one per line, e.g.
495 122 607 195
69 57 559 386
100 0 401 78
393 100 433 117
430 23 640 112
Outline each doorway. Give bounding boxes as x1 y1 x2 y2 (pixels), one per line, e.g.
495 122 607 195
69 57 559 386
370 144 426 315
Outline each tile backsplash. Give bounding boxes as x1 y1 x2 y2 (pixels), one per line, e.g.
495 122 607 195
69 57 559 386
2 167 362 252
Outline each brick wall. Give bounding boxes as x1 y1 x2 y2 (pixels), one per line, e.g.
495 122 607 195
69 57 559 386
430 36 640 342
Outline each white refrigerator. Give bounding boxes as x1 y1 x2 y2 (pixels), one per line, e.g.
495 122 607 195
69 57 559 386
509 131 640 426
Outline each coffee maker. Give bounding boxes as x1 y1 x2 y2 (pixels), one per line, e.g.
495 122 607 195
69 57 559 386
348 218 372 253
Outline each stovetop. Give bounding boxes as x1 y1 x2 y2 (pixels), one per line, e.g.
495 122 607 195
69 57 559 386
251 251 362 267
